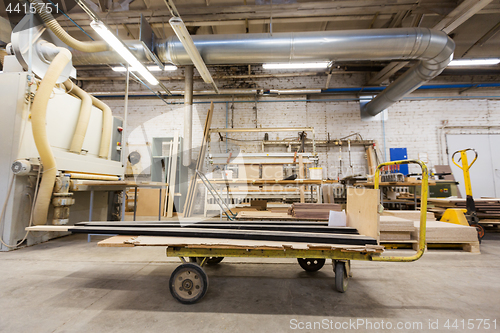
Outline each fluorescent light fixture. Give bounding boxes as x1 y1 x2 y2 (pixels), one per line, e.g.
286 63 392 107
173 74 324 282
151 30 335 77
169 17 219 94
263 62 330 69
91 20 159 85
448 58 500 67
112 65 177 72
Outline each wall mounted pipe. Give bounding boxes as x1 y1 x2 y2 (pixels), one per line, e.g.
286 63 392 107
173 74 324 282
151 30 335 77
183 65 193 166
89 95 112 159
31 47 72 225
63 79 92 153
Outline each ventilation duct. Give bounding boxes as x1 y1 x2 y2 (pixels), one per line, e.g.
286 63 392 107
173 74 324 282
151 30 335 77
70 28 455 116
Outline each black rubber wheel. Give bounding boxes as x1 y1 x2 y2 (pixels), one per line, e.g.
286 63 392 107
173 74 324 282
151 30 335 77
297 258 326 272
169 263 208 304
205 257 224 265
473 224 485 241
334 262 348 293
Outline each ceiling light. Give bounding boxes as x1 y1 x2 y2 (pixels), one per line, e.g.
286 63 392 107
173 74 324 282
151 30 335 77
91 20 159 85
112 65 177 72
169 17 219 93
263 62 330 69
448 58 500 66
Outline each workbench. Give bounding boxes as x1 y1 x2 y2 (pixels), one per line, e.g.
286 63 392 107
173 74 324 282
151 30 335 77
69 180 168 221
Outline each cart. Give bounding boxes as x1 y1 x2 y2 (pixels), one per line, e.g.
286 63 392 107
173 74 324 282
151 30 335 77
167 160 429 304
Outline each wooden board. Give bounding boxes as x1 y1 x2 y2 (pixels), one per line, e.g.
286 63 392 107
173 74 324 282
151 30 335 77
97 235 135 247
166 131 179 218
299 154 305 203
382 210 435 221
97 235 384 252
26 226 70 232
135 188 166 216
346 187 380 242
380 231 412 241
379 216 415 232
411 220 478 243
262 165 284 179
238 164 260 179
183 102 214 217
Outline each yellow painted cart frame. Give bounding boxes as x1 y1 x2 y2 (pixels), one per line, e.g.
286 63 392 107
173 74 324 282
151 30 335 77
166 160 429 304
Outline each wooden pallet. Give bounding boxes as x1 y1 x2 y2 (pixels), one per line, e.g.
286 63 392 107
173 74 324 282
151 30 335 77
380 241 480 253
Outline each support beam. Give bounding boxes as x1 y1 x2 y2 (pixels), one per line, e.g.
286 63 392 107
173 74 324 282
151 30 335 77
432 0 494 34
183 66 193 167
368 61 407 86
368 0 491 87
461 20 500 57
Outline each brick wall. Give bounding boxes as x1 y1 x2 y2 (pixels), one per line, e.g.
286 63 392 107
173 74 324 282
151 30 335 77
97 73 500 179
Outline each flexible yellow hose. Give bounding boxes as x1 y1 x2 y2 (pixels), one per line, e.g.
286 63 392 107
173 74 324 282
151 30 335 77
28 0 109 53
31 48 72 225
90 95 112 159
63 80 92 153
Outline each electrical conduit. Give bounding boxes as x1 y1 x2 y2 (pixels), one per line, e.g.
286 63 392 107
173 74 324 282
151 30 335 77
31 47 72 225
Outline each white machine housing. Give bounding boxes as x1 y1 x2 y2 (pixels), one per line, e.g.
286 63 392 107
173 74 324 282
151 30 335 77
0 69 124 251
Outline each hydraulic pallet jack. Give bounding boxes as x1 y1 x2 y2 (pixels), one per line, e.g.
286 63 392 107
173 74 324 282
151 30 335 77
440 149 485 240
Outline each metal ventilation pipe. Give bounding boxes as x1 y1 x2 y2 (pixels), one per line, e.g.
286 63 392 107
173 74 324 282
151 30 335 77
70 28 455 116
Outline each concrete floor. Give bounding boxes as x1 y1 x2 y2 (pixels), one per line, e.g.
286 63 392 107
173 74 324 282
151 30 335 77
1 233 499 333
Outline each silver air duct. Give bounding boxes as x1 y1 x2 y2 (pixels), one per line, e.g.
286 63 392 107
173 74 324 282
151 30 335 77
70 28 455 116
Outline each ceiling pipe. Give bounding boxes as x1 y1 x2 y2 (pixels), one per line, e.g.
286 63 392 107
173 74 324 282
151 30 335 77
69 28 455 116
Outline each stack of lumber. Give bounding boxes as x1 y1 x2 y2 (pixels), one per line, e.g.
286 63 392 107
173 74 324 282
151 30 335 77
428 198 500 221
379 216 415 242
411 221 479 253
378 210 479 252
68 220 378 246
380 210 435 242
288 203 342 220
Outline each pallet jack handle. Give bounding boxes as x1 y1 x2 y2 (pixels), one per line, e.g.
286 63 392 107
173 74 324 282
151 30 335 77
451 148 477 197
372 159 429 262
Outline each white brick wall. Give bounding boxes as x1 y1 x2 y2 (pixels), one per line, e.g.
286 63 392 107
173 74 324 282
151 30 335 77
97 73 500 179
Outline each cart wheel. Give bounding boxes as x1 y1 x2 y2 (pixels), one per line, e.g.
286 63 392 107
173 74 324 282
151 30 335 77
297 258 326 272
169 263 208 304
334 262 348 293
472 224 485 241
205 257 224 265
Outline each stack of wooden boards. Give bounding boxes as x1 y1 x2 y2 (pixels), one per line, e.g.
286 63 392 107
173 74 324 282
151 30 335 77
288 203 342 220
69 220 378 246
380 210 480 253
428 198 500 222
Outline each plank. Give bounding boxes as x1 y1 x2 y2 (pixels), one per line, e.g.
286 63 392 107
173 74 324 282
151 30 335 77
346 187 380 242
26 226 70 232
116 235 384 252
135 188 166 216
183 102 214 217
167 131 179 218
97 235 135 247
69 225 378 245
411 220 478 243
299 154 305 203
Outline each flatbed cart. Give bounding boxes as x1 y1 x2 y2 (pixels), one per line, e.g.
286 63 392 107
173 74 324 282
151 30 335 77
166 160 430 304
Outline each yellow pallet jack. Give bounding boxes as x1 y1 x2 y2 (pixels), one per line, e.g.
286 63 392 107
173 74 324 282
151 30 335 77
440 149 485 240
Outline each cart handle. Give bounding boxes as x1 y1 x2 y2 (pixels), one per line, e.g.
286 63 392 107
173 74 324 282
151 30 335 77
372 159 429 262
452 148 477 171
